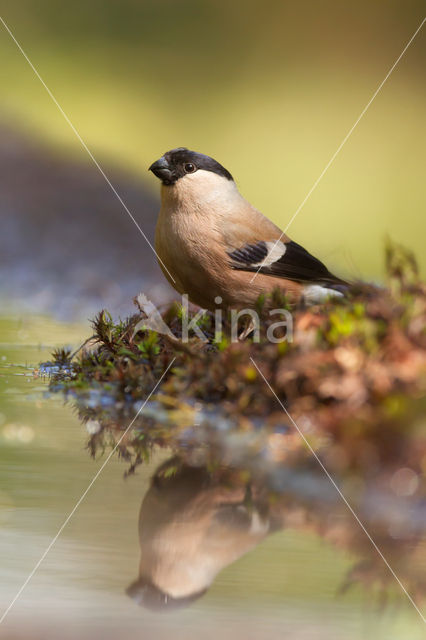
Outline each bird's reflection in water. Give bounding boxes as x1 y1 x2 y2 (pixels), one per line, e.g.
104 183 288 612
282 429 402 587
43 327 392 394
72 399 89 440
125 453 426 612
126 458 286 611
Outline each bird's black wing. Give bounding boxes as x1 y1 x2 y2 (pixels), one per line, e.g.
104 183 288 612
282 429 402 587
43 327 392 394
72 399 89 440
228 240 346 285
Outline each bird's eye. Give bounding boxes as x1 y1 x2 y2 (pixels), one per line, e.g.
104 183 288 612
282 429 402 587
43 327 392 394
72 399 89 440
184 163 196 173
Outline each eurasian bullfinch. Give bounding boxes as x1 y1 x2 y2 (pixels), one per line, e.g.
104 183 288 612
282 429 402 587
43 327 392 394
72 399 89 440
126 460 275 611
150 148 347 310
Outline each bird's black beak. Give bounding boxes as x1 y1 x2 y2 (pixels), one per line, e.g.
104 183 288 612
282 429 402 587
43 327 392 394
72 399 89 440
149 156 173 183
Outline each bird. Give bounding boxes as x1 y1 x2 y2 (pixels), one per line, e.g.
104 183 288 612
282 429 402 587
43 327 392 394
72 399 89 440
149 148 347 311
126 458 276 611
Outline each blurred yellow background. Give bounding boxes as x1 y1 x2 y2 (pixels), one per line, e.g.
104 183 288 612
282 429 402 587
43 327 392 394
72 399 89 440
0 0 425 281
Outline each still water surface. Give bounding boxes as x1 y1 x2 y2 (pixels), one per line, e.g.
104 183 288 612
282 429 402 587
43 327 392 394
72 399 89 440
0 319 424 639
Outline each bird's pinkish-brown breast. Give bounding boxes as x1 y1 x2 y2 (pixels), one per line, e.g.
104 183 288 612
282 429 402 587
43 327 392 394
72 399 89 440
154 172 299 309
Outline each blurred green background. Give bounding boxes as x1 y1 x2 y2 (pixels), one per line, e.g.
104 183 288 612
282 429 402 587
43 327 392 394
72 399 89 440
0 0 425 285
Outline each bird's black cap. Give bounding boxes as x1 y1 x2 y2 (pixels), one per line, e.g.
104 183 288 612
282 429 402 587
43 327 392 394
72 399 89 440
149 148 233 185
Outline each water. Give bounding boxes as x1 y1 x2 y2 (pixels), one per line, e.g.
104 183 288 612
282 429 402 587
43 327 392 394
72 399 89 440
0 319 424 639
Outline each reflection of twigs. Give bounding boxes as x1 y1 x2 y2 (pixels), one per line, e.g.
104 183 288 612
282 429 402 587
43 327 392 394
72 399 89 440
124 453 142 479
